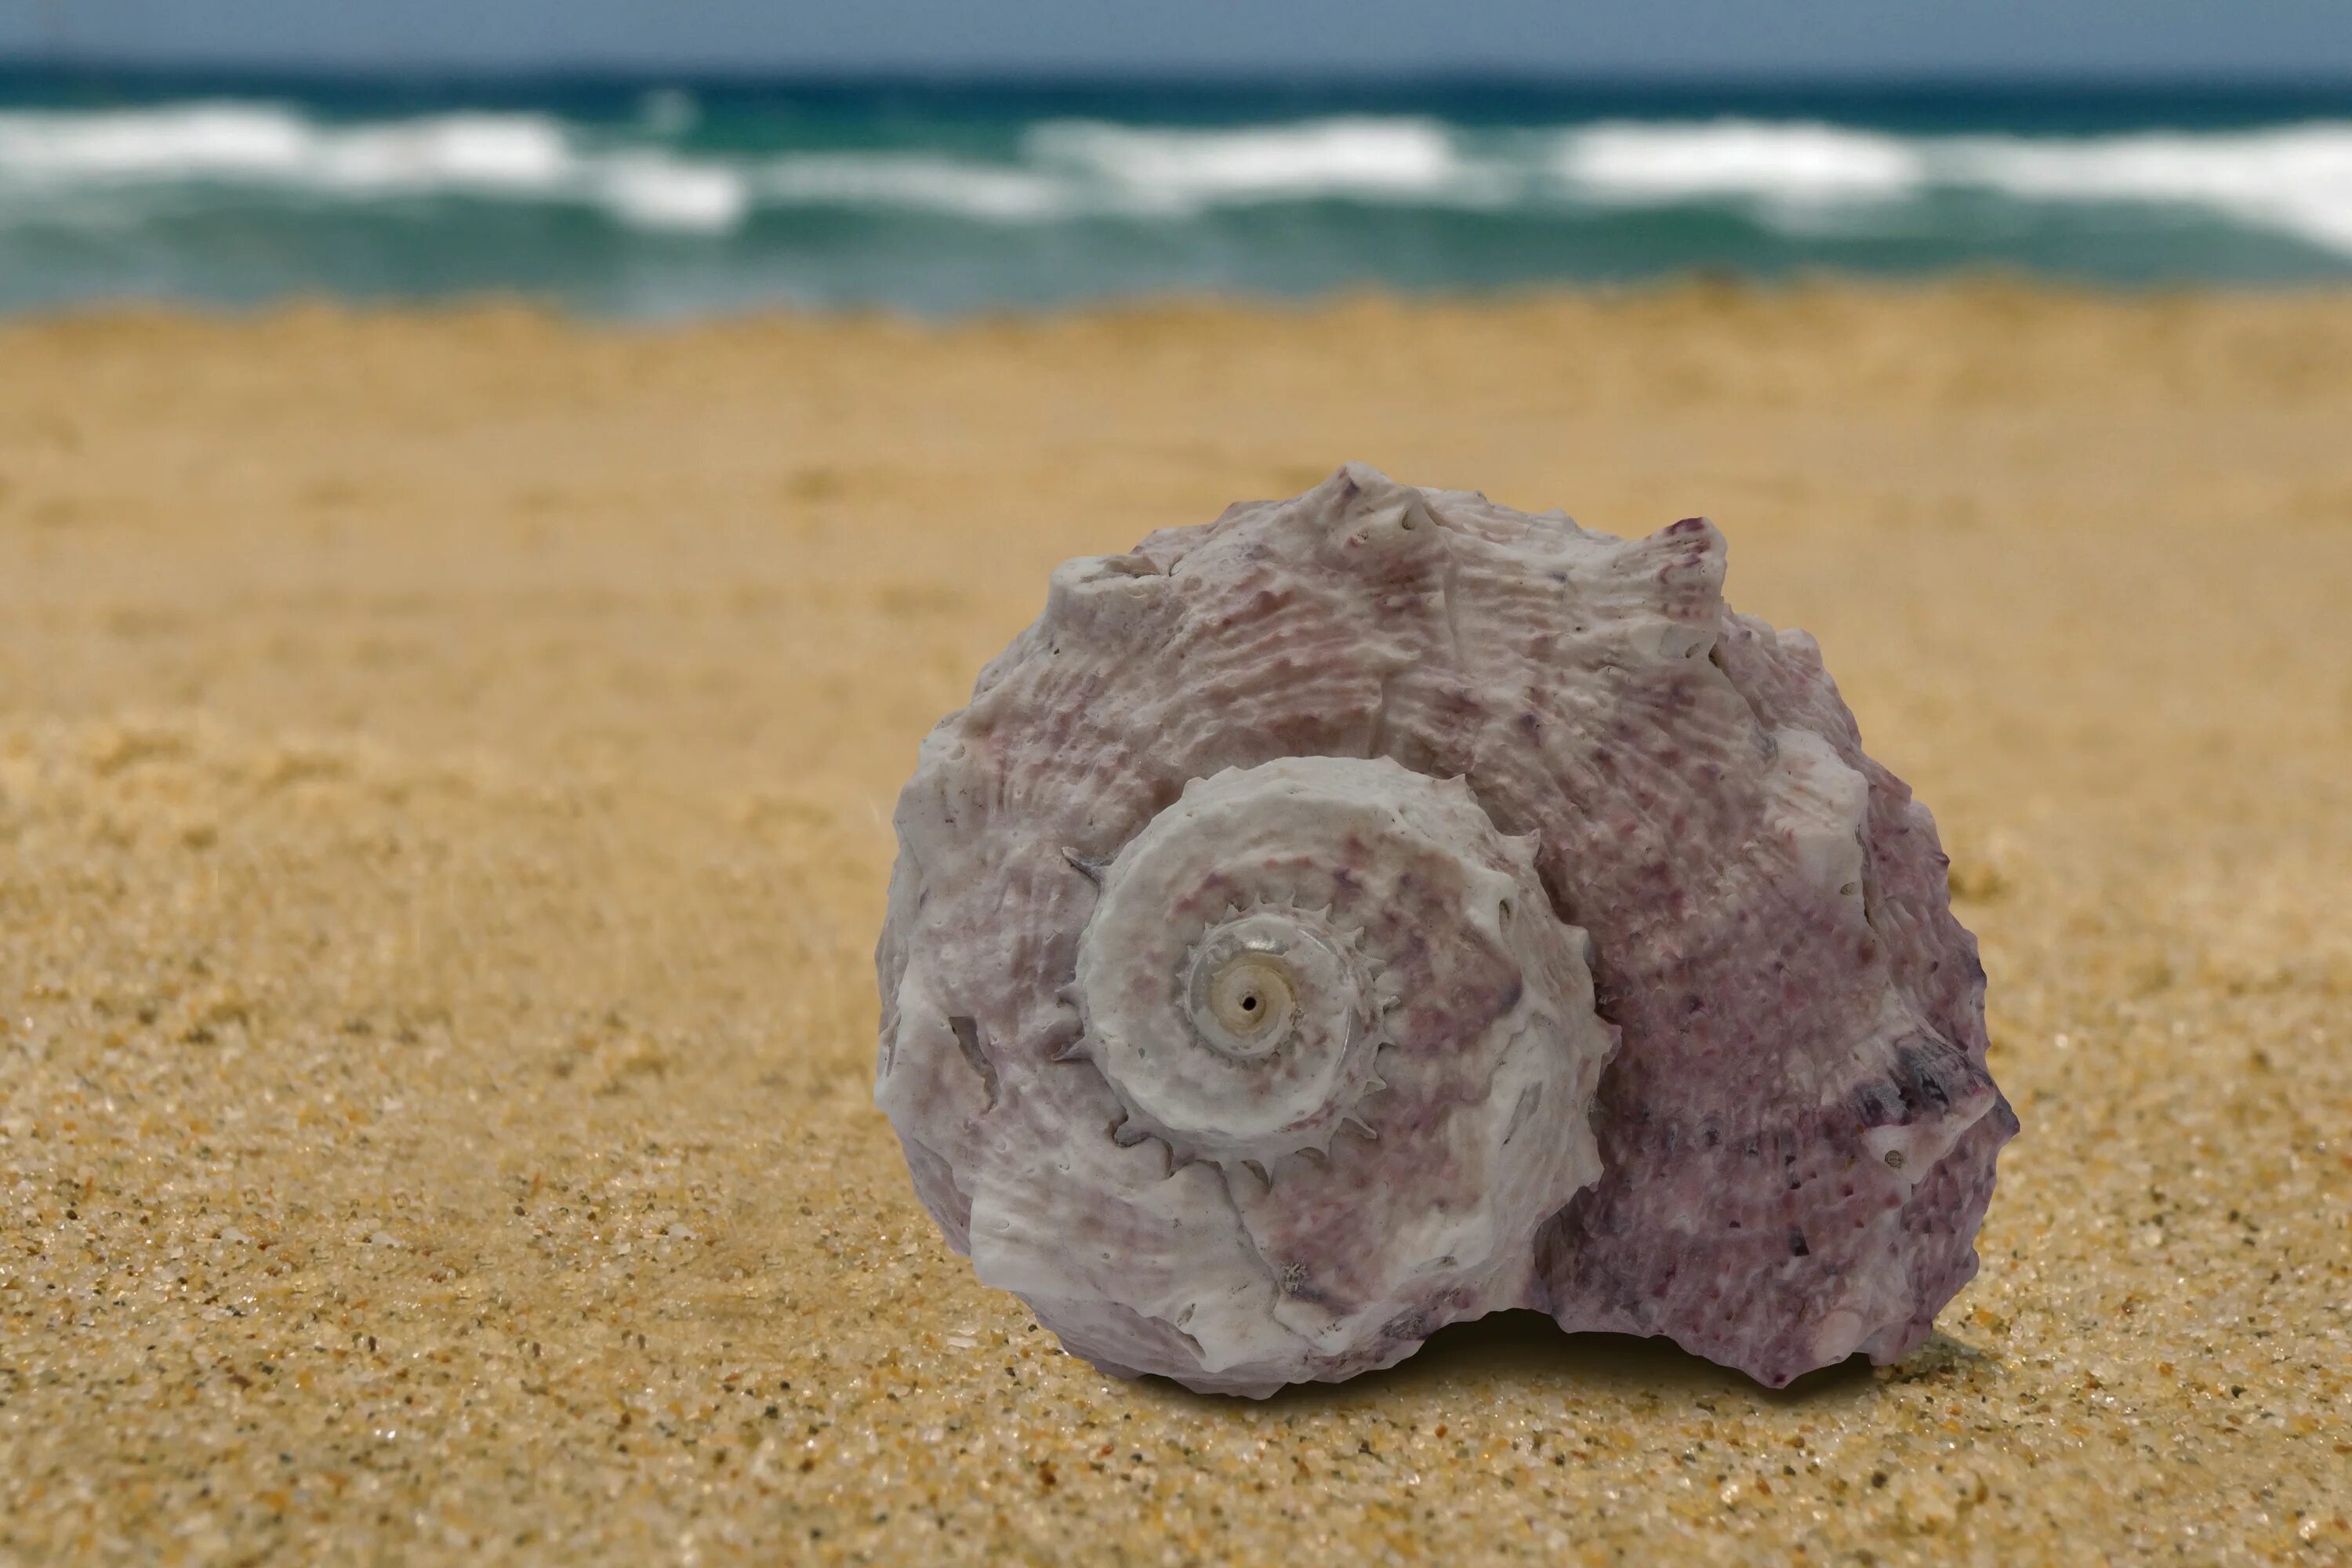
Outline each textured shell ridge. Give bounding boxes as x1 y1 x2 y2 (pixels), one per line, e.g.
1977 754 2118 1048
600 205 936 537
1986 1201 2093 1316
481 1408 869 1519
873 463 2013 1396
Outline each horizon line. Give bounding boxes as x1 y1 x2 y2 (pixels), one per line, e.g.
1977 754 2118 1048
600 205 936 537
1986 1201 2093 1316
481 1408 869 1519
5 56 2352 93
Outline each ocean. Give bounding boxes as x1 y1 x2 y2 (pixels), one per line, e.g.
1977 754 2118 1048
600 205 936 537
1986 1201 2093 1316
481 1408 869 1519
2 68 2350 316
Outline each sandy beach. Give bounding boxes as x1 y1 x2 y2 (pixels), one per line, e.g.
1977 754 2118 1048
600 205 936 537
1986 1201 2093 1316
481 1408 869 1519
2 284 2348 1563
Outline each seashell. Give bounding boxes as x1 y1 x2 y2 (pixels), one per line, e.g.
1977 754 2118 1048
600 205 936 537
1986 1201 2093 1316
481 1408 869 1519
875 463 2015 1396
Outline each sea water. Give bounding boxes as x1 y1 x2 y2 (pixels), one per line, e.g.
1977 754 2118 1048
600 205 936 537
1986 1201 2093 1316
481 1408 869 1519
2 68 2348 315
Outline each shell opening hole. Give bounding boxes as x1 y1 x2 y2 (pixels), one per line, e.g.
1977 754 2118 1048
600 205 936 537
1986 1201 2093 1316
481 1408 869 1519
1197 952 1298 1059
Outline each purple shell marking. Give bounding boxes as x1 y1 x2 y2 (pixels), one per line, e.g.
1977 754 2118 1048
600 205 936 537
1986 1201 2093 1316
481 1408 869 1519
875 463 2016 1396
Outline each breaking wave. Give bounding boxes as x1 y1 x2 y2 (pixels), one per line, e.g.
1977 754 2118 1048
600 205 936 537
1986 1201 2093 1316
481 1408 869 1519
1024 117 1497 209
2 89 2350 311
0 104 748 232
5 103 2349 254
1556 119 2352 255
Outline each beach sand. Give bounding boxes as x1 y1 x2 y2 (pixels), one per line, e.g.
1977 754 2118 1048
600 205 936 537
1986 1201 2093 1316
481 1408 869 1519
2 284 2348 1564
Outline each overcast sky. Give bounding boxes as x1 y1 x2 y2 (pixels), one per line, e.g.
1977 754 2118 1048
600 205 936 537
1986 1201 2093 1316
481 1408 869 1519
2 0 2349 77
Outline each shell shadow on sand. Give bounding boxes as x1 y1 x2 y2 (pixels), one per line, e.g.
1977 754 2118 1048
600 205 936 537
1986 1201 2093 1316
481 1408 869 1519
1135 1315 2000 1415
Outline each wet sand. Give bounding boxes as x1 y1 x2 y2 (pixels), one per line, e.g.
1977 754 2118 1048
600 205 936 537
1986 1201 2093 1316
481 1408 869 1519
2 284 2348 1563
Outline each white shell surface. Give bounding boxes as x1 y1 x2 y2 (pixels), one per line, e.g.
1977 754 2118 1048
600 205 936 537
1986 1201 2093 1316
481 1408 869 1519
882 748 1612 1395
1074 756 1614 1370
875 463 2013 1395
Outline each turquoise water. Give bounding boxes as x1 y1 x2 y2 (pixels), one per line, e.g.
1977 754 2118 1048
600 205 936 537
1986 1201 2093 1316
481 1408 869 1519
2 71 2350 315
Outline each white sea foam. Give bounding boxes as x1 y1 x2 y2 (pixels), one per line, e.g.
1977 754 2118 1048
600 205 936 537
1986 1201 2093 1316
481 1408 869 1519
0 104 575 191
759 154 1069 220
0 103 746 232
1026 117 1497 210
1947 125 2352 255
1548 117 2352 256
0 103 316 179
1561 120 1925 203
318 114 573 193
601 153 749 233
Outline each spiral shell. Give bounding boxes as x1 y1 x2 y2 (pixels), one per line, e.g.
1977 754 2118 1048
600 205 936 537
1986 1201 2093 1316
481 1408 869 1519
875 463 2014 1395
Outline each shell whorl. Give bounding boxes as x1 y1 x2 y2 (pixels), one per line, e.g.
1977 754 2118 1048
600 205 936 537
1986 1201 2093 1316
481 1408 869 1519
1073 757 1535 1171
1063 753 1616 1365
1094 893 1392 1167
